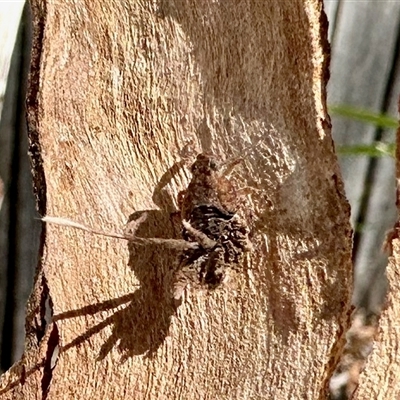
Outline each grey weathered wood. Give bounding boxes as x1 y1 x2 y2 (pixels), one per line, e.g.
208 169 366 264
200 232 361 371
327 0 400 312
353 62 399 312
0 4 39 371
12 10 41 359
0 18 15 370
323 0 339 41
352 149 396 312
328 1 400 226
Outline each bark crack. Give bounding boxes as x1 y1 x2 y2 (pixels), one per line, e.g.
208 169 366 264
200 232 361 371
41 322 59 400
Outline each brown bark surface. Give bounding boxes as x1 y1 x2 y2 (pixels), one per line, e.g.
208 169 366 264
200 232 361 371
0 0 353 399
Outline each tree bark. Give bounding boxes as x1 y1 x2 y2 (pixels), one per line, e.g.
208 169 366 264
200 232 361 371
0 0 354 399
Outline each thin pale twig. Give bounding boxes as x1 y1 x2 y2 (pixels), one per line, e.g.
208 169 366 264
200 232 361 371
41 216 127 240
41 215 198 250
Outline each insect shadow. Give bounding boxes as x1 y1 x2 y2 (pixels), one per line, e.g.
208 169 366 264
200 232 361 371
54 161 189 360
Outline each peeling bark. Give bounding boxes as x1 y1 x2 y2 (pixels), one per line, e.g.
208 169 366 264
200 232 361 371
0 0 354 399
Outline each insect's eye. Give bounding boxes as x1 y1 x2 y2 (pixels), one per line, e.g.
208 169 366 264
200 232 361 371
191 163 198 173
209 159 217 170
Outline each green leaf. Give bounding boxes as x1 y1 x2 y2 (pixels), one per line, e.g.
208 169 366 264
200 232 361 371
337 142 396 158
329 105 398 129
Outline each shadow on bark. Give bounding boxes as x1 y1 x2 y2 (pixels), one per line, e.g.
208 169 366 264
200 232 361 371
51 156 193 359
54 209 181 360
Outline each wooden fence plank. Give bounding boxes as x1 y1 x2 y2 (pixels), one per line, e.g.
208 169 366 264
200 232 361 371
353 55 400 312
328 0 400 313
323 0 339 41
0 3 40 371
328 1 400 226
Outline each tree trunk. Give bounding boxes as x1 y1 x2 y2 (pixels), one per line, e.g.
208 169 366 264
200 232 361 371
0 0 354 399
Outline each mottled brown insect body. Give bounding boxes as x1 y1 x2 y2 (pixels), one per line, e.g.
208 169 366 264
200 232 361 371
179 153 241 219
42 152 251 301
174 153 251 299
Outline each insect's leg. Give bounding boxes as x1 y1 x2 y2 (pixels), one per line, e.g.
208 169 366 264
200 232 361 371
152 161 186 213
221 157 245 176
177 190 186 211
124 213 198 250
235 186 259 197
178 138 198 161
182 220 216 249
123 212 148 237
